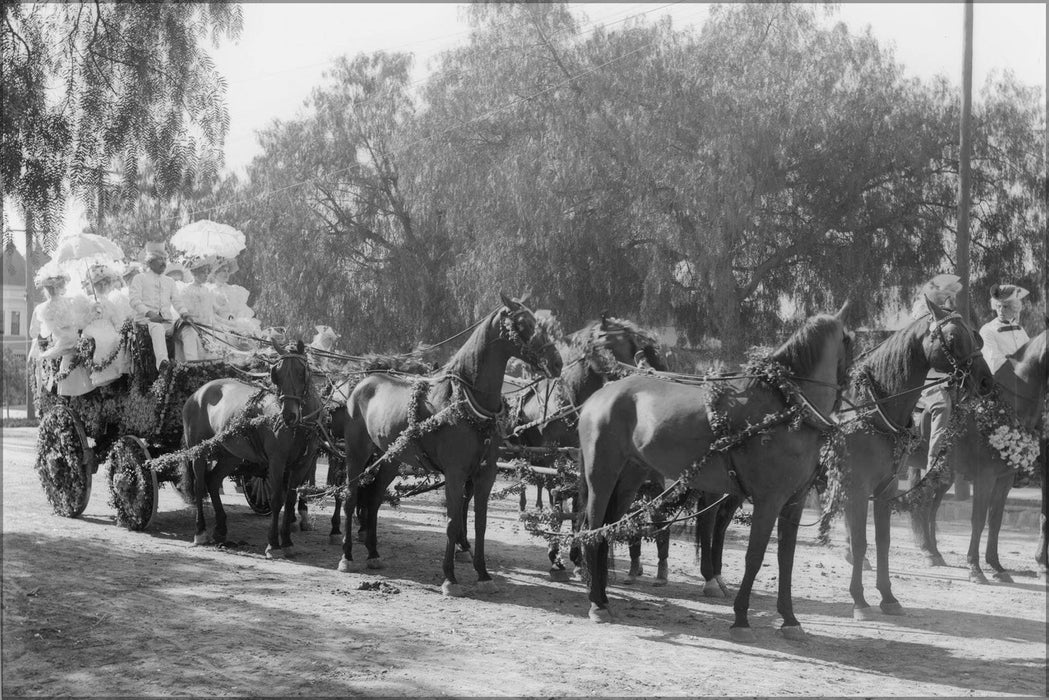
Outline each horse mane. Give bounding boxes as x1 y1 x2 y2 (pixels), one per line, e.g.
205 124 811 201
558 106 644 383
770 314 844 378
442 307 502 381
850 315 928 397
564 316 661 363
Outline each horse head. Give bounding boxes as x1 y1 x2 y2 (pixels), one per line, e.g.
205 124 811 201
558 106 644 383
498 292 563 378
596 315 668 373
922 296 994 398
269 338 311 426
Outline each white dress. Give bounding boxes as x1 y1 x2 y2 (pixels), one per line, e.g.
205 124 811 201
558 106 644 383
37 294 95 396
980 317 1030 374
82 293 133 386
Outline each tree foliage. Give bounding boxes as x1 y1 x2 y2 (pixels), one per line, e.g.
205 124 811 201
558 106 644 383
187 2 1045 353
1 2 242 248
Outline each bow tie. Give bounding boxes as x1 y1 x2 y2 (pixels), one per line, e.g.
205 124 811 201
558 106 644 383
997 324 1023 333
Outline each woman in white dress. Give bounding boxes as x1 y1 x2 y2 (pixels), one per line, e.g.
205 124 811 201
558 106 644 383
30 263 94 396
209 258 262 343
80 263 133 387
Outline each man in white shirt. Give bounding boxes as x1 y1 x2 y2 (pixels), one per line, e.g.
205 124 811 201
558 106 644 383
129 242 180 370
980 284 1030 374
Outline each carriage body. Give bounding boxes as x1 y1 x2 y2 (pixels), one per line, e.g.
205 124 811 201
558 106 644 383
32 324 271 529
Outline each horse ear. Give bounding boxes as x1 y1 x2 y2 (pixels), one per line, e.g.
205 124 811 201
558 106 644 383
500 292 520 310
270 337 283 355
295 339 305 355
518 291 532 307
925 295 949 321
834 300 851 324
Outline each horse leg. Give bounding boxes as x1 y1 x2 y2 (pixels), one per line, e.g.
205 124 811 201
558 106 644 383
625 538 643 584
653 527 670 587
329 495 343 545
361 466 396 569
695 496 721 597
206 454 238 545
873 496 902 614
919 480 952 567
265 459 287 559
191 454 211 545
985 472 1014 583
441 473 468 597
337 433 372 572
967 471 994 584
455 479 473 558
280 476 299 554
712 495 741 595
730 497 782 643
470 460 498 592
776 491 808 640
846 494 874 619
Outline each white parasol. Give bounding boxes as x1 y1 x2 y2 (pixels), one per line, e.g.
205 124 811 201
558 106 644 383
170 220 246 260
52 233 125 300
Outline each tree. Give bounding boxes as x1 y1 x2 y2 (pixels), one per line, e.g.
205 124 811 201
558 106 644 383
2 347 26 417
2 3 242 248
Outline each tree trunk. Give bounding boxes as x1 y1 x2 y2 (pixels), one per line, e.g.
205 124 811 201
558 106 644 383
712 261 746 360
24 212 36 421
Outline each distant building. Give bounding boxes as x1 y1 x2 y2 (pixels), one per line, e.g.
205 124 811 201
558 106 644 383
2 248 29 359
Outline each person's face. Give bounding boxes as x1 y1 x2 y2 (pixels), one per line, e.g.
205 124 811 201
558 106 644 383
45 281 65 299
213 267 229 284
996 300 1020 322
147 257 167 274
95 279 112 295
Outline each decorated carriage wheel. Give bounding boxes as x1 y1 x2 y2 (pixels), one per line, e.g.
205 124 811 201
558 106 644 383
34 404 95 517
106 436 159 531
236 474 272 515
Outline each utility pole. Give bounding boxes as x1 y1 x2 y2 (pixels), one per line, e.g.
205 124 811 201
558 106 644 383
956 1 974 320
954 1 975 501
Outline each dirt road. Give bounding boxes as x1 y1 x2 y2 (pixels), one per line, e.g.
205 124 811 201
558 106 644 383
2 426 1045 696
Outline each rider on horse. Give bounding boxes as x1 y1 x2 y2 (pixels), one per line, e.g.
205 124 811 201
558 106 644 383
911 274 963 489
979 283 1030 374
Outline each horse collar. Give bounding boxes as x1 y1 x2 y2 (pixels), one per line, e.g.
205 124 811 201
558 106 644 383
862 382 906 435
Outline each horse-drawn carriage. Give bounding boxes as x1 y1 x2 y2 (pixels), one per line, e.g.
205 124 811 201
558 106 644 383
31 323 275 531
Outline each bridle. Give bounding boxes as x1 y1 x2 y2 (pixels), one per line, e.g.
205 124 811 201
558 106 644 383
927 313 982 390
501 307 556 377
271 352 312 419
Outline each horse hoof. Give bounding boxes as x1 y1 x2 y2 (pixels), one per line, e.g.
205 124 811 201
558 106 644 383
192 533 212 546
729 626 756 644
853 606 875 621
549 568 572 583
880 602 905 616
297 516 313 532
265 545 283 560
282 545 297 558
652 575 669 588
703 578 726 598
779 625 807 641
623 573 639 586
455 549 473 563
365 557 384 570
588 604 612 623
337 556 358 573
328 534 343 546
476 580 498 595
969 570 990 585
991 571 1013 584
441 581 464 598
925 554 947 567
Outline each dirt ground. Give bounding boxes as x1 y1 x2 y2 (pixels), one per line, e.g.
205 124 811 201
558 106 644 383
2 426 1046 697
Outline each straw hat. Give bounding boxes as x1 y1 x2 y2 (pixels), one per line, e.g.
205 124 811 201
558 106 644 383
142 240 167 261
184 254 213 273
87 262 121 286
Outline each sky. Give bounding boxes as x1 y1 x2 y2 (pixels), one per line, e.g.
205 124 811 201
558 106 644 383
9 2 1047 250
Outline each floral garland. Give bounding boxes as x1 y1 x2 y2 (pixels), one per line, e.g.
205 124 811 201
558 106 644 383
34 407 92 516
104 439 156 530
491 453 578 501
971 395 1041 477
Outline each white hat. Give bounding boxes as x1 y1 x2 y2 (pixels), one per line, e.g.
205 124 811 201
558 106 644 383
990 284 1029 305
33 261 70 289
314 324 340 338
924 273 962 295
